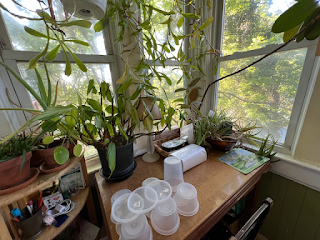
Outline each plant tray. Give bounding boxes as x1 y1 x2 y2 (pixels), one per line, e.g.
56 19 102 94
153 134 180 158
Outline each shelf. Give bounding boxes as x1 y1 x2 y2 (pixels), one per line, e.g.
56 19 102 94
37 186 89 240
0 155 83 208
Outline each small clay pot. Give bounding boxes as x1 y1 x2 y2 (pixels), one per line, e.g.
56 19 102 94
34 140 69 169
68 143 75 158
206 137 237 152
0 152 32 190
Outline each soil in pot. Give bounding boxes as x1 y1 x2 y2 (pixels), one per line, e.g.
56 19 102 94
206 137 237 152
0 151 32 190
33 140 69 169
97 141 136 182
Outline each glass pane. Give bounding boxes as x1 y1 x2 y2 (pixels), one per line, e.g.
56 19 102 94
152 66 183 124
218 48 307 144
17 63 112 106
223 0 296 56
1 0 106 54
143 0 183 58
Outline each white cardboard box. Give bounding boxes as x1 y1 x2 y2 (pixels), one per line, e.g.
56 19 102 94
169 144 207 172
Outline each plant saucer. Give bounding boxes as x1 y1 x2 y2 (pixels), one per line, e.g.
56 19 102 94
0 168 40 195
39 159 70 173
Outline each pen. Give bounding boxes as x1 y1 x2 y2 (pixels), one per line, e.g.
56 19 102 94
37 191 43 211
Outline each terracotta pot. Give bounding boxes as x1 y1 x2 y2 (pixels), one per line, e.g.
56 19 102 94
68 143 75 158
206 137 237 152
0 151 32 190
34 140 69 168
30 150 44 167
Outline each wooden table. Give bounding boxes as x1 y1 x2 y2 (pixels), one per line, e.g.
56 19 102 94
95 149 270 240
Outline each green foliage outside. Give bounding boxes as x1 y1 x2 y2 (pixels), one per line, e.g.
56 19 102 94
218 0 306 143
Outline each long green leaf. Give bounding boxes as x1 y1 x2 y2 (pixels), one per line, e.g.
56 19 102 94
35 68 47 104
107 142 116 177
130 84 142 100
60 44 72 76
28 27 50 69
24 26 55 39
116 118 128 141
272 0 319 33
142 99 153 120
199 17 213 30
43 60 51 106
63 44 87 72
117 78 132 94
87 99 102 113
59 20 92 28
177 17 184 28
64 39 90 46
33 106 73 121
20 149 26 172
94 18 109 32
0 61 47 109
45 45 60 62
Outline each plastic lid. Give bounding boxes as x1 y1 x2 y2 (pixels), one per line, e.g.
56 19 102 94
111 189 132 206
121 214 147 239
155 197 176 216
127 186 158 214
147 180 172 203
177 182 197 199
142 177 159 186
111 193 140 223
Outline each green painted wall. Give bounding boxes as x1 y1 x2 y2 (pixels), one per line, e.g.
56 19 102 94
255 172 320 240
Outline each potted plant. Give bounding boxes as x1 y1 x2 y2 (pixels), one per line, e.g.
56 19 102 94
0 134 34 189
65 79 172 181
194 110 260 151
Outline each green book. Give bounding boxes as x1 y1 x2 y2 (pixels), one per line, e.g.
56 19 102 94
217 148 270 174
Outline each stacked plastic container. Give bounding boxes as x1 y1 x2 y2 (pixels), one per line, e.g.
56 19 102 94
110 156 199 239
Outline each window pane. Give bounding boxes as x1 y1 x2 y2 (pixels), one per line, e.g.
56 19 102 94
17 63 112 106
152 66 183 124
223 0 296 56
1 0 106 54
143 0 183 59
218 48 307 144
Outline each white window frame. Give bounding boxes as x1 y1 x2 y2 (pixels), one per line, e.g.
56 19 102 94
216 1 320 155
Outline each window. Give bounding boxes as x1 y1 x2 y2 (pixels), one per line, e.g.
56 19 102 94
0 0 117 159
217 0 318 151
1 0 106 54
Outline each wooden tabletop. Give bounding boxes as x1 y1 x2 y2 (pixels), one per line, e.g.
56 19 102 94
95 149 271 240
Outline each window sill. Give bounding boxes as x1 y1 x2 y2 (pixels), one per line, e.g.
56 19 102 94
270 152 320 192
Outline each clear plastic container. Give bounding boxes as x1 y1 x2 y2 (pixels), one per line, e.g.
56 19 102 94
111 193 140 223
142 177 159 186
111 189 132 205
173 182 199 217
164 156 184 192
150 197 180 236
147 180 172 203
120 214 152 240
127 186 158 214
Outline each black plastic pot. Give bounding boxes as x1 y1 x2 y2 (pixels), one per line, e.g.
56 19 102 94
97 141 136 182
